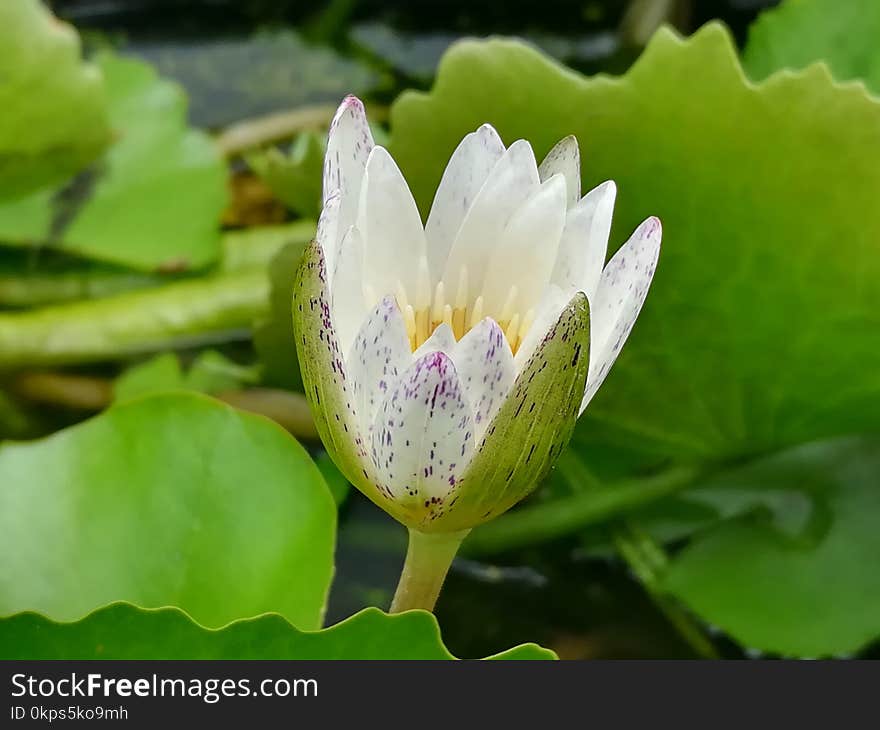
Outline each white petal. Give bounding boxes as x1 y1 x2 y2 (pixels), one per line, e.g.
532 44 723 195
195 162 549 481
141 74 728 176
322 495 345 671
424 124 505 278
347 296 412 436
481 174 568 315
357 146 428 305
513 284 570 371
331 226 368 356
371 352 475 503
323 96 374 274
413 322 456 359
581 216 661 412
551 181 616 300
539 135 580 206
316 191 341 279
441 139 540 288
451 318 515 441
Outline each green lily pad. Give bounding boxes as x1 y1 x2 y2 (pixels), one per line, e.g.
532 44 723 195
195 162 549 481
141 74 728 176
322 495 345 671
253 240 310 391
744 0 880 95
0 393 335 629
113 351 259 402
0 603 554 660
0 53 227 272
0 0 110 199
388 25 880 462
663 436 880 657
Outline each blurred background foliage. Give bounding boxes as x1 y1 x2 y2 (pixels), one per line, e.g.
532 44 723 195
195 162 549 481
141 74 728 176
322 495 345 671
1 0 879 659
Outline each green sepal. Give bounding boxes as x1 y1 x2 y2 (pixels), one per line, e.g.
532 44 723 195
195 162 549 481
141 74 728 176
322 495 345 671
426 293 591 532
293 240 411 523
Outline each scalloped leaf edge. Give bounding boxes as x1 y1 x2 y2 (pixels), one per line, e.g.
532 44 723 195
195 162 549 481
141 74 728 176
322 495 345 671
0 602 556 660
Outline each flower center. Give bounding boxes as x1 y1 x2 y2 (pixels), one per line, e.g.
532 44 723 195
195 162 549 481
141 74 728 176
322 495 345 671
392 265 534 355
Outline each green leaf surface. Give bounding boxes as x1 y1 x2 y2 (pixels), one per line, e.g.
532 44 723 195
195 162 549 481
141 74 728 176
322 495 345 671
219 220 315 273
744 0 880 94
0 393 335 629
0 0 110 198
0 221 312 309
113 351 259 402
0 603 554 660
247 133 324 219
664 436 880 657
441 294 590 532
0 268 268 370
315 451 352 507
0 53 227 271
389 27 880 463
253 240 309 390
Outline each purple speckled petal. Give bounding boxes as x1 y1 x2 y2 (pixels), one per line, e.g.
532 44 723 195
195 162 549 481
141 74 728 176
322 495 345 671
424 124 505 278
550 180 616 302
451 318 515 441
323 96 374 276
347 296 412 436
413 322 456 359
538 135 581 206
371 351 475 508
357 146 428 306
294 240 379 503
580 216 661 412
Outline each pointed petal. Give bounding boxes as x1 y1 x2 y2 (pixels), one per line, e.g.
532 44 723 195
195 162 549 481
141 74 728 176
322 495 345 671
371 352 475 512
323 96 374 275
425 124 505 277
357 146 428 305
551 180 616 300
441 139 540 287
434 294 591 531
331 226 368 356
581 216 661 412
347 296 412 436
451 318 515 441
316 191 341 278
413 322 456 359
482 174 568 315
294 240 381 504
539 135 580 206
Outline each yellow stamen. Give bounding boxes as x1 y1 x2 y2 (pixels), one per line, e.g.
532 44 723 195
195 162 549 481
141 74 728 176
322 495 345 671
394 277 532 355
504 313 521 347
404 304 417 351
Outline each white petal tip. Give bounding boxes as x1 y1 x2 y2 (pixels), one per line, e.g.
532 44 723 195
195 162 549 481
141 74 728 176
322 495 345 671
337 94 365 114
639 216 662 244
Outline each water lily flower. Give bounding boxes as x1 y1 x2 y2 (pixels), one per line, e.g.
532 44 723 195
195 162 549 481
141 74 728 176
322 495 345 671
295 95 660 610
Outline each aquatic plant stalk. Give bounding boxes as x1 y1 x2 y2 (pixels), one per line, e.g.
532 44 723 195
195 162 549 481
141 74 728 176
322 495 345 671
390 529 469 613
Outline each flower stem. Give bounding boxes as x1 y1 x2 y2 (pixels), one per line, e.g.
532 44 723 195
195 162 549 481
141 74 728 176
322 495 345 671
390 528 469 613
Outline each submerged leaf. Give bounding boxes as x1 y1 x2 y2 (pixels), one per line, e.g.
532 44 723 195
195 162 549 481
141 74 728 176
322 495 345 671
664 436 880 657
